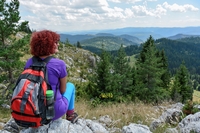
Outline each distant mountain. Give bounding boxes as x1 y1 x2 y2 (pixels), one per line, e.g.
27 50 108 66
119 34 143 44
167 34 200 40
80 36 139 51
101 27 200 41
59 34 95 44
59 33 143 48
60 26 200 41
95 33 114 37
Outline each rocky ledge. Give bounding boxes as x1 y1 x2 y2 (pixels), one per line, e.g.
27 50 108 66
0 103 200 133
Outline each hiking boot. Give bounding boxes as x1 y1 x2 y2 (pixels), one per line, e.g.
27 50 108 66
66 112 78 123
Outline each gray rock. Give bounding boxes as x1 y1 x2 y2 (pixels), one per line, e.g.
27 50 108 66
164 128 179 133
194 105 200 110
178 112 200 133
85 119 108 133
1 117 116 133
99 115 112 126
65 56 74 67
122 123 152 133
0 130 10 133
20 119 95 133
0 122 5 129
150 103 183 130
88 55 96 68
1 104 10 109
1 116 151 133
2 118 21 133
0 84 6 89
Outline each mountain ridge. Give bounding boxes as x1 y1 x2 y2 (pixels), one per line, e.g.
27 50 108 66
60 33 143 46
167 34 200 40
60 26 200 41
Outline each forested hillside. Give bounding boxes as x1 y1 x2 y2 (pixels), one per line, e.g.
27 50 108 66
80 36 138 51
79 36 200 75
61 31 200 76
60 33 142 49
167 34 200 40
155 37 200 74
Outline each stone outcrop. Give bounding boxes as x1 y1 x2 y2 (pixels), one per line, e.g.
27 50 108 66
150 103 184 130
0 116 152 133
178 112 200 133
1 103 200 133
122 123 152 133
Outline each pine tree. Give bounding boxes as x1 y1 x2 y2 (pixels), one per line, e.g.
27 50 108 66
171 62 193 103
135 36 167 103
77 41 82 48
130 67 137 100
171 76 181 102
158 50 171 88
112 45 132 101
0 0 29 94
0 0 20 46
18 21 31 33
88 46 112 100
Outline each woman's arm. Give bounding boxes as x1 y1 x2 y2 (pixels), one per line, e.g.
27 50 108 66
60 76 67 94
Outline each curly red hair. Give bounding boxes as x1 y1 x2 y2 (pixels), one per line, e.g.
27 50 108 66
30 30 60 56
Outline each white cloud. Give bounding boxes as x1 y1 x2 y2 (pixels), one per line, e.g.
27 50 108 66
124 8 134 17
108 0 157 4
132 5 154 16
108 0 142 4
105 7 125 19
131 4 166 18
17 0 200 32
70 0 109 8
154 4 167 17
163 2 199 12
123 0 142 4
107 0 121 3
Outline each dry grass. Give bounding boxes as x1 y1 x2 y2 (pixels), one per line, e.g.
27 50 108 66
193 90 200 103
0 107 11 129
75 99 171 129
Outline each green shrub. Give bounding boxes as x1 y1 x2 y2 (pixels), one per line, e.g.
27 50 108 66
90 97 101 108
182 100 199 115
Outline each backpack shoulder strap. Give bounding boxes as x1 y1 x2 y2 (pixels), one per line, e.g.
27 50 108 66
43 56 54 64
32 56 54 65
32 56 58 100
31 56 54 89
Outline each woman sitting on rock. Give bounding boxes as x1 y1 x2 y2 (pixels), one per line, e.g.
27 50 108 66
24 30 78 123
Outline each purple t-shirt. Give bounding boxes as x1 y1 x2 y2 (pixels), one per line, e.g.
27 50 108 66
24 57 69 120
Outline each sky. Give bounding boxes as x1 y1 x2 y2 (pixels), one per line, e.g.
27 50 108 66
17 0 200 33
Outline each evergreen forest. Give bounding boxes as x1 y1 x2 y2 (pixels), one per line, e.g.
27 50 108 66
86 36 193 104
